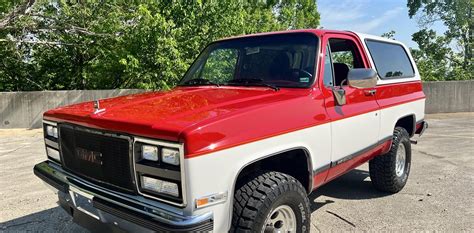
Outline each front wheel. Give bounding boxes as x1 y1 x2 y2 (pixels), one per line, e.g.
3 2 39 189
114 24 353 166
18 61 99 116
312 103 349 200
231 171 311 233
369 127 412 193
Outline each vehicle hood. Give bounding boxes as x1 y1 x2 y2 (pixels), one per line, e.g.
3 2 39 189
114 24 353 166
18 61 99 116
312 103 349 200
44 86 311 143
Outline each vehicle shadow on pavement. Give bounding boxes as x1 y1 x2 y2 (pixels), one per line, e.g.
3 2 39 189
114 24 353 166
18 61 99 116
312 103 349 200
0 206 87 233
308 169 390 212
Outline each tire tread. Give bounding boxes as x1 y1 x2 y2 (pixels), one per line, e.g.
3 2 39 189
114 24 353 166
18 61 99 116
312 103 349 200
369 127 411 193
231 171 310 232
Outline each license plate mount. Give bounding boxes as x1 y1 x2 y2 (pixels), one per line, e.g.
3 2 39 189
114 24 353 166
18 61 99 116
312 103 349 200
69 188 100 220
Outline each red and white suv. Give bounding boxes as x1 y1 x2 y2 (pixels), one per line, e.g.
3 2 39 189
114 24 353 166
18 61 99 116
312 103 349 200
35 29 428 232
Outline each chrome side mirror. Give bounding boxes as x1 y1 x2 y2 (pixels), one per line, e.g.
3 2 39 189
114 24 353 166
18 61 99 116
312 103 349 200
347 68 378 89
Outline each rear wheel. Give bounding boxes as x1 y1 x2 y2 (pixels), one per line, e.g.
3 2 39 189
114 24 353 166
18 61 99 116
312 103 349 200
231 171 310 233
369 127 411 193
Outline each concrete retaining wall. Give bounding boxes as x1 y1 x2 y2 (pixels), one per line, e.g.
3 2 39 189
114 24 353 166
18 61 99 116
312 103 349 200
0 89 144 129
423 80 473 114
0 80 472 129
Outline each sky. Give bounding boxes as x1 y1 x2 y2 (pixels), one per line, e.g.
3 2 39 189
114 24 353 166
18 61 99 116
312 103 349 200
318 0 446 48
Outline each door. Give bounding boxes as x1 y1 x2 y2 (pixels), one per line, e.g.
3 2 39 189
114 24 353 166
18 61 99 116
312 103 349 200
320 33 381 179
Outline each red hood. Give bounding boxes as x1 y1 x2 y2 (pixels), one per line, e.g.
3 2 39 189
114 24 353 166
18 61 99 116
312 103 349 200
44 86 315 142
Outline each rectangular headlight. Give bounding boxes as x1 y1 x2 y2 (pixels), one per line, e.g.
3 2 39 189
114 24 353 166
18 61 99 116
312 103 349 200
161 147 180 165
142 145 158 161
46 147 60 162
141 176 179 197
46 125 58 138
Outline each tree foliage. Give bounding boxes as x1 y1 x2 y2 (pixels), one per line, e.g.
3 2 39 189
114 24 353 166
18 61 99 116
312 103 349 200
407 0 473 81
381 30 396 40
0 0 320 91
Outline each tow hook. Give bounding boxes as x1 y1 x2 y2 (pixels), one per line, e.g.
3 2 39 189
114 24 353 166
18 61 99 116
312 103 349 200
410 140 418 145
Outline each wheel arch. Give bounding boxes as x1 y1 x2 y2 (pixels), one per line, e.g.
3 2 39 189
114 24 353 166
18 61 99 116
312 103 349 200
232 147 314 194
394 114 416 137
227 146 313 231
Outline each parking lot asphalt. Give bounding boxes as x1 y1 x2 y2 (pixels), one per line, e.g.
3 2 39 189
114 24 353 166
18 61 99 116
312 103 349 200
0 113 473 232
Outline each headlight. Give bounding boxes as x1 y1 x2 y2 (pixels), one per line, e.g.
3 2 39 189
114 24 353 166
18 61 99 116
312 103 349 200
141 176 179 197
161 147 180 165
142 145 158 161
46 147 61 162
134 138 184 206
46 125 58 138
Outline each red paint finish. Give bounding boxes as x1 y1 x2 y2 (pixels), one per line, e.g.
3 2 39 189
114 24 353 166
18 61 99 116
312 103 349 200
313 139 392 189
375 81 425 109
44 86 331 157
326 140 391 185
312 170 329 189
318 32 379 119
181 89 329 157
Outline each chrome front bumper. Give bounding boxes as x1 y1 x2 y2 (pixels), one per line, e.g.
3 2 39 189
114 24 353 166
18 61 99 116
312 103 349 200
33 161 213 232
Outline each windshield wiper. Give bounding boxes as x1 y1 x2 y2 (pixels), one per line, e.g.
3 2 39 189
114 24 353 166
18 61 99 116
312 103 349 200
225 78 280 91
180 78 220 87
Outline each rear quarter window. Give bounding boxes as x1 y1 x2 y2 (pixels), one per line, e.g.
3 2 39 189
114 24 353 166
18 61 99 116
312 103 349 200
365 40 415 79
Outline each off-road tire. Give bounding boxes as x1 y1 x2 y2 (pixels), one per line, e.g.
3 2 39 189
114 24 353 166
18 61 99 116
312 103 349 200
369 126 411 193
231 171 311 232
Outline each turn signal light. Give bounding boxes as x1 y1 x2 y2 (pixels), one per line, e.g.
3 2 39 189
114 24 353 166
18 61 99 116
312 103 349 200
195 192 228 209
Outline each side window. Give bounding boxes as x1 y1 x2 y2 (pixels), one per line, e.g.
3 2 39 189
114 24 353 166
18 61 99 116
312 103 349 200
328 38 365 86
365 40 414 79
323 45 334 87
332 51 354 69
199 48 239 83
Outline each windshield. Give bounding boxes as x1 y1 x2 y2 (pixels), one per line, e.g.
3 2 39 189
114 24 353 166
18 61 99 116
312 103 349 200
179 33 319 88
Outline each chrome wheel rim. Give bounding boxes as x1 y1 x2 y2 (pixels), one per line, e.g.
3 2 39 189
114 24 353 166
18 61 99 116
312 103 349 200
262 205 297 233
395 143 406 177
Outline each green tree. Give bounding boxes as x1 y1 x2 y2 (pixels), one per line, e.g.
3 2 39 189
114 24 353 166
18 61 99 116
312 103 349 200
0 0 320 91
381 30 396 40
408 0 472 68
410 31 448 81
407 0 473 80
0 0 34 28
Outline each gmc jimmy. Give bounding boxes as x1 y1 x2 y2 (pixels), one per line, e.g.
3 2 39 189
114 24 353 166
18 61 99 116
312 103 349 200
34 29 428 232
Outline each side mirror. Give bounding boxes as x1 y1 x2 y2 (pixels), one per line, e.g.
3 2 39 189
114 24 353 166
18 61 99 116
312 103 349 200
347 68 378 89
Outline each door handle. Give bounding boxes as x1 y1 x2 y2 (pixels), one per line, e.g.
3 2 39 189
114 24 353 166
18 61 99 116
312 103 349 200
365 89 376 96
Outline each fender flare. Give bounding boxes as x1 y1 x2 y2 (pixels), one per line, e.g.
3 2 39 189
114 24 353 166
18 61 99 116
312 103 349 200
227 146 313 229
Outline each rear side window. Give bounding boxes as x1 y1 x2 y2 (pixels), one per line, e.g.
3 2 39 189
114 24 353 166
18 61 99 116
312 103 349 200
365 40 414 79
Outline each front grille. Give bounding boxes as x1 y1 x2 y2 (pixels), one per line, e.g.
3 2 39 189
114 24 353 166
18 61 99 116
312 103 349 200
59 124 135 193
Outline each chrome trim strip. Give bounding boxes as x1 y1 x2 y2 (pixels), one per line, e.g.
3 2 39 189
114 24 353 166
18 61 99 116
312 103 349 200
420 122 428 136
133 137 187 207
42 120 60 164
43 120 57 126
331 136 392 167
45 138 59 149
416 119 428 137
135 164 181 180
